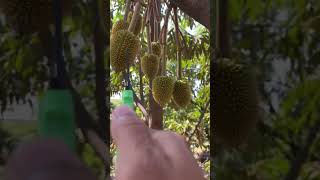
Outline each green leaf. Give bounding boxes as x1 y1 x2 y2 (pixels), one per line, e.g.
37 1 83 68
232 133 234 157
247 0 263 21
230 0 244 22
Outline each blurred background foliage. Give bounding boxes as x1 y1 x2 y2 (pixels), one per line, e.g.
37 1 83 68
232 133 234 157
213 0 320 179
0 0 106 179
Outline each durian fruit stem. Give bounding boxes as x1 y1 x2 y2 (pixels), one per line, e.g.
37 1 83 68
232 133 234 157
160 5 172 76
124 0 131 21
153 0 161 41
138 55 145 104
154 16 158 41
128 1 142 33
173 7 182 80
147 23 152 53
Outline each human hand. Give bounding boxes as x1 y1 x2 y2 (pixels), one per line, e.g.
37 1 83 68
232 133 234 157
111 105 205 180
6 138 97 180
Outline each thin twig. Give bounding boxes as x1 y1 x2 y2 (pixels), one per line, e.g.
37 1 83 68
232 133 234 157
160 5 172 75
147 24 152 53
133 91 149 119
138 55 145 104
173 7 182 79
187 101 210 143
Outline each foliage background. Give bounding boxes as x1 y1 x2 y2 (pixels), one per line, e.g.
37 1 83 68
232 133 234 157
213 0 320 179
0 0 107 179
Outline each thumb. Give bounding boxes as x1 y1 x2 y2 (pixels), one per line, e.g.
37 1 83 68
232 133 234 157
111 105 153 152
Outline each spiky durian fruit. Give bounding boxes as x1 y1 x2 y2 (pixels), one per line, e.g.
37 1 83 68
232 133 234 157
0 0 72 34
151 42 161 56
172 80 192 108
141 53 159 79
213 58 259 147
128 12 142 35
152 76 175 106
110 30 140 72
111 20 129 35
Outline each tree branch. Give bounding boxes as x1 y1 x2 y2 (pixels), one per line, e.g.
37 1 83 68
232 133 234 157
92 0 109 178
133 91 148 119
128 1 142 32
138 55 145 105
188 101 210 143
123 0 132 21
169 0 210 30
160 5 172 76
216 0 231 58
93 0 108 144
284 120 320 180
173 7 182 79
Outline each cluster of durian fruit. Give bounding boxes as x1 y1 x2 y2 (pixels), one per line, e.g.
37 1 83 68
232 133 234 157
0 0 72 34
111 12 192 109
213 58 260 147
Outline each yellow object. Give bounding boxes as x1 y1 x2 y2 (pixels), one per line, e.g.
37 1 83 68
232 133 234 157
152 76 175 106
141 53 160 80
151 42 161 56
110 30 140 72
111 20 129 35
172 80 192 108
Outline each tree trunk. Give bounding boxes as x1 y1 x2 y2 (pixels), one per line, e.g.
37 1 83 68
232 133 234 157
169 0 210 30
148 2 163 130
216 0 231 58
93 0 108 144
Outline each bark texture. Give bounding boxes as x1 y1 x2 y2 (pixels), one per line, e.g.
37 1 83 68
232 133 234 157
169 0 210 30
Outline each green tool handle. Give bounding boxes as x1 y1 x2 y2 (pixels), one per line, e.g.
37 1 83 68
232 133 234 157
122 90 134 109
39 90 76 151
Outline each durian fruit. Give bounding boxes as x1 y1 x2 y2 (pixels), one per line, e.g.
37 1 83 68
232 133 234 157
0 0 72 34
151 42 161 57
172 80 192 108
128 12 142 35
152 76 175 106
111 20 129 35
213 58 259 147
110 30 140 72
141 53 160 79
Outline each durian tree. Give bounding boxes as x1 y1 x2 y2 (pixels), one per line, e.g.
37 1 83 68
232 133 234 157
111 0 210 177
213 0 320 180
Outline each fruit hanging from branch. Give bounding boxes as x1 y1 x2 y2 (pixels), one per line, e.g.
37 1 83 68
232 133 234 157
152 76 175 107
172 80 192 108
151 41 161 57
111 20 129 35
213 58 259 146
141 53 160 80
110 30 140 73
